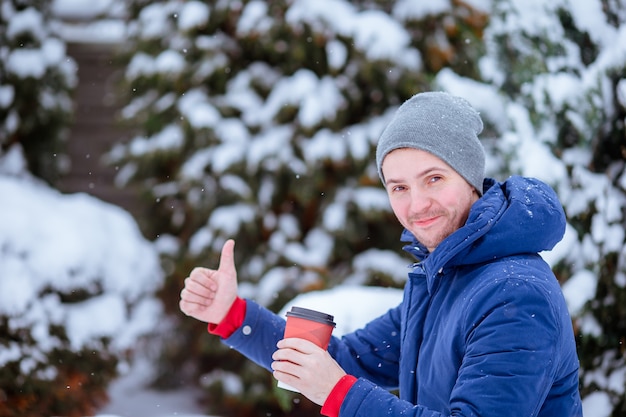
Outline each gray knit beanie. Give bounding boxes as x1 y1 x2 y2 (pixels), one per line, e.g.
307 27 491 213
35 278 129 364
376 91 486 195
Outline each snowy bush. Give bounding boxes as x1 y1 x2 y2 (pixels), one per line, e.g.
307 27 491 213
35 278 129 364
0 0 76 183
110 0 626 416
0 2 167 415
0 147 164 416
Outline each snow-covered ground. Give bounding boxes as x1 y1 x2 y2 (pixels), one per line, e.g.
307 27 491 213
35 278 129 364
95 359 208 417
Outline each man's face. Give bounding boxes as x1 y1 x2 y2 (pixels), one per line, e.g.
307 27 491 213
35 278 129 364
381 148 479 252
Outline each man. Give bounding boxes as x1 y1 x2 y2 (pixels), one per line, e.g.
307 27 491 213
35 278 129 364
180 92 583 416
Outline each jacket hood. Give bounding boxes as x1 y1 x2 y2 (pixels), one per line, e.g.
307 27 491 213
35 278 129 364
402 176 566 275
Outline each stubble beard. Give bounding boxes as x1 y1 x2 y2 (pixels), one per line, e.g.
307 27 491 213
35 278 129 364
406 210 453 252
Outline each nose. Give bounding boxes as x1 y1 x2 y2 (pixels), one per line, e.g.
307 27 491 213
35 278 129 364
408 189 431 215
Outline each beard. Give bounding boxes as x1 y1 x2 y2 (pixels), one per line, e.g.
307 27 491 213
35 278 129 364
405 210 463 252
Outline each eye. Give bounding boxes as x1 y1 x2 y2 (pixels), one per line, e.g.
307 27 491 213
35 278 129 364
428 175 443 184
388 184 406 193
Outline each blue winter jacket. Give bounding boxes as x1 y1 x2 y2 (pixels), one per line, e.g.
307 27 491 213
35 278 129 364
221 176 583 417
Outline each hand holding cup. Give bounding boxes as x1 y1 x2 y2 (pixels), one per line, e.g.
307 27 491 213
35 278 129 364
273 307 339 395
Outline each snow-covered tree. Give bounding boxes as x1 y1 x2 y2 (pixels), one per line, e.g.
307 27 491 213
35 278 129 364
110 0 490 414
0 0 76 183
466 1 626 414
111 0 626 416
0 2 166 416
0 148 165 417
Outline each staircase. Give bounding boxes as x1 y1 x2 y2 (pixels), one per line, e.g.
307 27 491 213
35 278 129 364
57 42 148 226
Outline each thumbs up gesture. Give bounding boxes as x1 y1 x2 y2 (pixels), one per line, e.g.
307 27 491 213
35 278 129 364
179 239 239 325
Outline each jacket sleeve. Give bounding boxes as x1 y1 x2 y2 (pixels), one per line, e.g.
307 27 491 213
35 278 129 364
220 299 287 371
339 379 441 417
220 299 403 383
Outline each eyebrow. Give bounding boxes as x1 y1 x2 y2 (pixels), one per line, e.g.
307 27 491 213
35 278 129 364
384 166 450 185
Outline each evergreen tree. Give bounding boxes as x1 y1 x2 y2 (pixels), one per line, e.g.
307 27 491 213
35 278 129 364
474 0 626 414
0 0 76 183
0 2 165 416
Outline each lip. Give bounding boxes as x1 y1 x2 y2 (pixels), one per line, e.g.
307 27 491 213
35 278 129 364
412 216 441 228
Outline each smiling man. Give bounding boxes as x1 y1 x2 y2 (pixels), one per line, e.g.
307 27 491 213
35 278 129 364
381 148 479 252
180 92 583 417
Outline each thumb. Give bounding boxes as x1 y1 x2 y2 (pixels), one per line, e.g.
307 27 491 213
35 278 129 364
218 239 236 275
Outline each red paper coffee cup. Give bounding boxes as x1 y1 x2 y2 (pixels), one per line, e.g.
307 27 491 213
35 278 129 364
283 306 336 349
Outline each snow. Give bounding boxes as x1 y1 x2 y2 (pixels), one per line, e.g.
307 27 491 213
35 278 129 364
561 270 597 316
0 147 164 349
582 392 613 417
286 0 422 69
392 0 452 20
127 125 185 156
250 70 347 129
126 50 187 79
237 1 271 36
3 0 624 415
207 204 256 235
178 89 221 129
279 286 404 337
6 7 45 40
51 0 118 20
0 147 167 414
96 358 209 417
178 1 210 32
6 48 47 78
284 229 334 267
